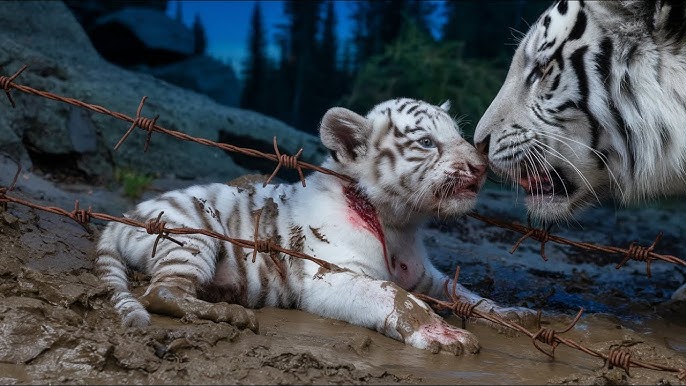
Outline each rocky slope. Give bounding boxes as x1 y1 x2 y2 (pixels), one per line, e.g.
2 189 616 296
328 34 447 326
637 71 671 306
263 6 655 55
0 1 325 183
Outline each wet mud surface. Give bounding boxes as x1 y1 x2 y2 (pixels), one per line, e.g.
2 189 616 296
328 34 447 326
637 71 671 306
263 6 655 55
1 158 685 384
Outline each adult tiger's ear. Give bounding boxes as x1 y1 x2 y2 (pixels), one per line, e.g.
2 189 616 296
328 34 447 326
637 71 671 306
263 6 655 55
319 107 372 163
439 100 451 112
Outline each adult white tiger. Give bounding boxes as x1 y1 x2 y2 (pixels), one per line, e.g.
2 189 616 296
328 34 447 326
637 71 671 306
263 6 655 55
96 98 533 355
473 0 686 298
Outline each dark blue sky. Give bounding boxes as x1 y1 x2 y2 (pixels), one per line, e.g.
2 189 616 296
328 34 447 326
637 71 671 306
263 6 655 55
167 1 355 73
167 0 445 75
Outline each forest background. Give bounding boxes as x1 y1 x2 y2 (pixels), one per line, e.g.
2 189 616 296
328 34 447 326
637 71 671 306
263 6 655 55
65 0 552 140
236 0 551 138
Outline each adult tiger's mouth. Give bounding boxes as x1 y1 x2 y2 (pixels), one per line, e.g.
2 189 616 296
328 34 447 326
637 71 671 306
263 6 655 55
518 168 576 197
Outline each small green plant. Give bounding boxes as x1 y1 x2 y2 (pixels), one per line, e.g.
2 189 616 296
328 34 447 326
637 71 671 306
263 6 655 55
114 168 154 199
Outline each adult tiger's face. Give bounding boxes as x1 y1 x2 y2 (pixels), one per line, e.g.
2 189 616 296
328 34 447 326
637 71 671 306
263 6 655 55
474 0 615 221
320 98 486 222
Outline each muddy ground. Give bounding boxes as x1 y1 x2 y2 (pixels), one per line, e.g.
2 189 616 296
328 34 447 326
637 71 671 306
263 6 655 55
1 156 685 385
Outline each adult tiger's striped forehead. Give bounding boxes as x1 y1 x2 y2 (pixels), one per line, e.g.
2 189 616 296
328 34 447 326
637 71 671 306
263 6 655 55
523 0 584 66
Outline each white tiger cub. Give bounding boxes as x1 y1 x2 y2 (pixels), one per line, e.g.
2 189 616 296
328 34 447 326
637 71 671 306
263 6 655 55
96 98 532 354
473 0 686 298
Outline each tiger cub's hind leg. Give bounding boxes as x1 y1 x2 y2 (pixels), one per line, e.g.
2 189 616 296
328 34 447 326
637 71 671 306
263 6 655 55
141 239 258 333
141 278 258 333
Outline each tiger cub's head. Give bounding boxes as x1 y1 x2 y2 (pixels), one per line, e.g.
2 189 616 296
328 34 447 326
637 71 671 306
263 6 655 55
319 98 486 223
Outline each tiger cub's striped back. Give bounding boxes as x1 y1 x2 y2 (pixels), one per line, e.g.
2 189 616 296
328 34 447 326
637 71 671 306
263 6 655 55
96 98 530 354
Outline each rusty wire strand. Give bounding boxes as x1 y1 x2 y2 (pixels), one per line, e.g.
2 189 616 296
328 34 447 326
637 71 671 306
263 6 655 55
1 64 686 379
3 173 682 378
468 212 685 277
0 66 352 185
0 190 334 271
414 270 686 379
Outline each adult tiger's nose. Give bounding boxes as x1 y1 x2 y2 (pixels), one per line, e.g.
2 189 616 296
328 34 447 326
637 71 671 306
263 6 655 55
475 134 490 156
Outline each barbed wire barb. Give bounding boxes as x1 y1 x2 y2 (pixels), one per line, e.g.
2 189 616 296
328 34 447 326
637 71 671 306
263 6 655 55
531 307 583 358
616 233 662 277
0 64 28 108
263 136 306 187
605 345 634 376
146 211 183 258
114 96 159 151
70 200 93 234
510 225 553 261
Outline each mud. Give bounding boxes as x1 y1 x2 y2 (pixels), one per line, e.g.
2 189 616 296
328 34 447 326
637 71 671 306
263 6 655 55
1 157 685 384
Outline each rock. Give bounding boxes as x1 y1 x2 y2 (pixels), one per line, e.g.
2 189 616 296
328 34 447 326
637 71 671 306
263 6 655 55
143 55 240 107
0 1 325 182
0 115 30 167
64 1 168 30
90 7 194 66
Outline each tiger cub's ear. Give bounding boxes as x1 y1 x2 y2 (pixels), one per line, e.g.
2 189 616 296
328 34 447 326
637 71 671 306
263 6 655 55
320 107 372 163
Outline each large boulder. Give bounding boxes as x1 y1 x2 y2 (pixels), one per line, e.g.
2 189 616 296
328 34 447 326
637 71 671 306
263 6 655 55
0 1 326 182
143 55 240 107
89 7 194 66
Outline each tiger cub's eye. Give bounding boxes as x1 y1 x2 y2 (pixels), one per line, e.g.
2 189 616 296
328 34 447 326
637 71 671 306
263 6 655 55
418 137 436 148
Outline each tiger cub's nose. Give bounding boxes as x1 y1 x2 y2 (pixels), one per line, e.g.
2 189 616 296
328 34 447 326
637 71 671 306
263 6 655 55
467 162 486 177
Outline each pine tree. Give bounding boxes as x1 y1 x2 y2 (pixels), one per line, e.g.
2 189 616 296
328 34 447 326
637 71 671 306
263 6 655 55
351 0 436 70
240 3 267 112
319 1 337 81
312 1 344 130
175 1 183 22
442 0 549 60
279 0 323 131
406 0 437 38
340 41 354 81
192 14 207 55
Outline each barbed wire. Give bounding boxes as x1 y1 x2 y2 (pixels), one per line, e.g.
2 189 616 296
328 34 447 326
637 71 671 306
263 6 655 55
0 189 335 271
468 213 686 277
0 65 353 188
1 64 685 380
414 269 686 380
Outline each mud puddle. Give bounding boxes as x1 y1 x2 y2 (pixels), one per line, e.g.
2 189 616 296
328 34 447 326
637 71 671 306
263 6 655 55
253 308 685 384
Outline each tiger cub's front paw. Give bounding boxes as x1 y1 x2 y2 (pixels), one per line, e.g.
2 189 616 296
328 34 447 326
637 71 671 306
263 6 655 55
405 318 480 355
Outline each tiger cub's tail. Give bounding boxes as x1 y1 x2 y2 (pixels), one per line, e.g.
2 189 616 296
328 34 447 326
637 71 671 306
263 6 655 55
95 224 150 327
